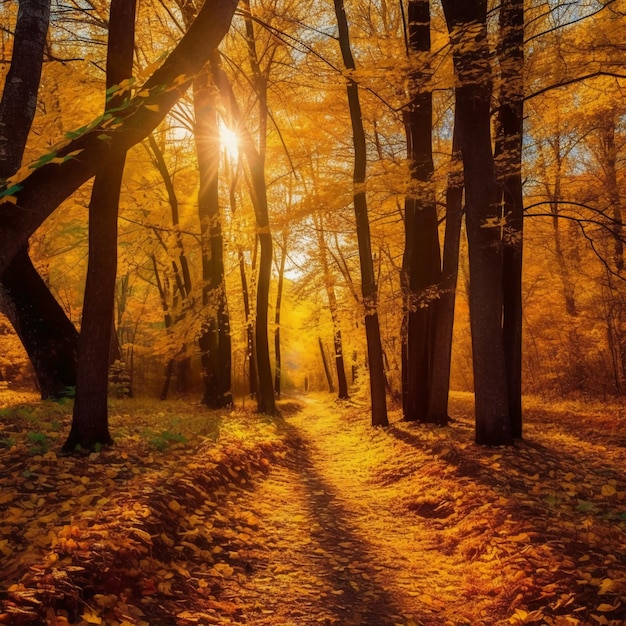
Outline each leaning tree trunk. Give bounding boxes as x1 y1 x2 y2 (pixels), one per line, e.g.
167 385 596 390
441 0 511 445
0 0 240 276
401 0 442 423
63 0 137 452
333 0 388 426
1 249 79 398
496 0 525 439
0 0 79 399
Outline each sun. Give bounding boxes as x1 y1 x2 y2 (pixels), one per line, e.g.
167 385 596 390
219 120 239 160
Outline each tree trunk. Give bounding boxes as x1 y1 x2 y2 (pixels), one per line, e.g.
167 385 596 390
427 111 463 424
333 0 388 427
0 0 239 276
193 71 232 408
1 247 79 399
442 0 511 445
63 0 136 452
0 0 79 399
319 337 336 393
274 233 287 397
314 214 349 399
496 0 525 439
401 0 441 423
210 53 276 415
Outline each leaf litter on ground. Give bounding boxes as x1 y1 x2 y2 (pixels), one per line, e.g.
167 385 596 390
0 390 624 625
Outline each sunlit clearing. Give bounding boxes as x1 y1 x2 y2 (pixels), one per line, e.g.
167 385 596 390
219 120 239 160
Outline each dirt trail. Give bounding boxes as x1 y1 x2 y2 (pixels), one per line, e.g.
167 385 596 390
224 396 478 626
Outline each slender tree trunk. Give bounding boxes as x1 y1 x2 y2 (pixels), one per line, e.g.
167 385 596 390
210 53 276 415
241 2 276 415
63 0 136 452
319 338 336 393
0 0 79 399
333 0 388 427
274 233 287 396
225 158 257 398
496 0 525 439
427 112 463 424
314 215 349 400
401 0 441 423
442 0 511 445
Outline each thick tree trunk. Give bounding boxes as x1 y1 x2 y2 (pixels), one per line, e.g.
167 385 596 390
0 0 79 398
1 248 78 398
0 0 239 276
496 0 525 439
401 0 441 423
63 0 136 452
333 0 388 427
442 0 511 445
193 71 232 408
427 113 463 424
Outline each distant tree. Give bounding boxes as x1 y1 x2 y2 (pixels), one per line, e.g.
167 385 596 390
274 231 288 397
313 213 349 400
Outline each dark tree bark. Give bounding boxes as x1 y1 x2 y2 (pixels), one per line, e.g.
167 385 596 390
0 0 49 173
176 0 232 409
496 0 525 439
63 0 137 452
0 0 79 399
441 0 512 445
274 233 287 396
333 0 388 427
401 0 442 423
427 112 463 424
210 52 276 415
240 1 277 414
1 248 79 398
0 0 240 276
194 77 233 408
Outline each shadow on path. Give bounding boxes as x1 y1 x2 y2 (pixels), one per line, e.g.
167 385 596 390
259 418 416 626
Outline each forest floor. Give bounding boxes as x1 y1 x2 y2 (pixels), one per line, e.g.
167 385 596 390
0 390 626 626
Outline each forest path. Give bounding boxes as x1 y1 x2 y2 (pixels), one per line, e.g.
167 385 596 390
224 394 484 626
